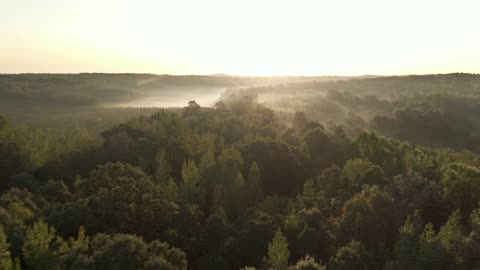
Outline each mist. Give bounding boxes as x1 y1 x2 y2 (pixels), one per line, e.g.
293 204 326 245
109 87 227 108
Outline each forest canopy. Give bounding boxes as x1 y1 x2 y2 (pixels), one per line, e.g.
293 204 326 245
1 73 480 269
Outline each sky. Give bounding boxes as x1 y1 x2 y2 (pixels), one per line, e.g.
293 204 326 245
1 0 479 76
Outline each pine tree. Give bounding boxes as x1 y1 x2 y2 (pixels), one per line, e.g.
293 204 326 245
154 150 172 183
389 212 422 270
181 159 205 207
166 177 179 202
264 229 290 270
218 146 243 181
299 179 317 209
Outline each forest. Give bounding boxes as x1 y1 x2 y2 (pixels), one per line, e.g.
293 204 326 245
1 73 480 269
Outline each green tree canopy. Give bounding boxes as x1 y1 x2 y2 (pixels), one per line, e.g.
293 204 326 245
0 225 14 270
264 229 290 270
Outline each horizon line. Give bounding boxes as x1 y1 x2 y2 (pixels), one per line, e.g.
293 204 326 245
0 72 478 78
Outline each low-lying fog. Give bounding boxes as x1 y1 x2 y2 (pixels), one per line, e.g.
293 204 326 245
109 87 227 108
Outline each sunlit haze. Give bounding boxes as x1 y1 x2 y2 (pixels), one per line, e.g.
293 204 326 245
2 0 479 75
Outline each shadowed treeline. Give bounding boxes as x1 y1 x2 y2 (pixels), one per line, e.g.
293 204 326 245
220 73 480 152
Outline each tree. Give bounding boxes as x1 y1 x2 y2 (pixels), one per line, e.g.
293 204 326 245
343 158 371 177
0 188 39 256
0 225 14 270
404 147 436 178
192 212 231 269
247 162 264 205
68 162 179 240
418 223 451 269
154 150 172 183
228 212 276 268
317 165 347 197
342 158 387 190
361 165 386 186
37 180 73 204
224 173 247 220
22 221 58 270
292 111 308 130
264 229 290 270
280 129 301 147
165 177 179 202
90 233 186 270
217 146 244 182
292 255 326 270
297 180 317 210
386 212 423 270
329 241 374 270
465 208 480 268
356 132 407 177
144 240 187 270
331 126 358 161
436 210 468 268
303 127 342 171
391 172 448 228
442 163 480 216
338 186 398 256
242 139 308 195
181 159 206 207
56 227 92 269
184 100 201 116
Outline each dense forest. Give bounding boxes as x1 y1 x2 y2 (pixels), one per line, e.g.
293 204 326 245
1 73 480 269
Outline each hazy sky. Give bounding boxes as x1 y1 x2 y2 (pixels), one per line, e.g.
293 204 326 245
1 0 479 75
